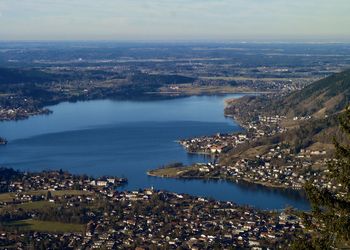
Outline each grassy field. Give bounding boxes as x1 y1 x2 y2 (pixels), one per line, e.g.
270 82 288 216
239 145 271 159
4 219 84 233
158 84 254 95
0 200 60 214
0 192 15 202
148 165 199 177
200 76 314 81
17 200 58 210
0 190 90 202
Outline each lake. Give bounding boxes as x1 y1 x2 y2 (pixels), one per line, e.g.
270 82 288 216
0 94 309 210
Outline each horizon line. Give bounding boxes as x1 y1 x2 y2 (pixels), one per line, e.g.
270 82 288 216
1 39 350 45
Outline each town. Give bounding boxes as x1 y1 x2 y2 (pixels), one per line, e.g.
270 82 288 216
149 144 334 191
0 106 51 121
164 97 337 192
179 133 248 155
0 168 305 249
175 124 333 190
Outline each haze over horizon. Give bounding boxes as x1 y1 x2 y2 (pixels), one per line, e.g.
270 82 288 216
0 0 349 42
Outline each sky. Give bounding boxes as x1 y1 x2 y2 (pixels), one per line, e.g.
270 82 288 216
0 0 349 41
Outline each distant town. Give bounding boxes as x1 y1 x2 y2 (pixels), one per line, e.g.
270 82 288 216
0 42 348 123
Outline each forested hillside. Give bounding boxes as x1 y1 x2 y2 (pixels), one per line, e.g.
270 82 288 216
282 69 350 117
0 68 55 84
225 69 350 120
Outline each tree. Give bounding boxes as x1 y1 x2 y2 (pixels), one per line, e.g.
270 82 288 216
298 107 350 249
46 191 52 201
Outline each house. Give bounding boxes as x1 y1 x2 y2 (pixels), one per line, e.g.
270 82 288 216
107 178 115 184
97 181 108 187
210 145 227 154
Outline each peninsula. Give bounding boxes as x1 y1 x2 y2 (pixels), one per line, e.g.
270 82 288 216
149 69 350 192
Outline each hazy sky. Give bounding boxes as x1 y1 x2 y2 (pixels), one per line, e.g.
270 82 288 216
0 0 349 41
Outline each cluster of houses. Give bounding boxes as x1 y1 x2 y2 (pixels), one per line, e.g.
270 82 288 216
78 190 303 249
178 114 289 156
2 190 303 249
186 144 336 191
179 133 248 155
258 115 284 124
221 78 312 93
246 115 288 138
0 232 83 249
292 116 312 121
0 170 126 206
177 100 336 192
174 109 335 192
299 149 327 156
179 114 288 158
0 106 51 121
0 169 305 249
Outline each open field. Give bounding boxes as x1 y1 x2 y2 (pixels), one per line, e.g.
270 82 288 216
200 76 317 81
0 190 90 203
0 193 15 202
3 219 84 233
156 84 255 96
148 165 199 178
16 200 58 210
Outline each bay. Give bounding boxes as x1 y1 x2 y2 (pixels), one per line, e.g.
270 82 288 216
0 94 309 210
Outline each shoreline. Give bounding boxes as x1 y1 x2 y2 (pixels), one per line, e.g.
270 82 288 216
0 91 254 123
147 170 302 191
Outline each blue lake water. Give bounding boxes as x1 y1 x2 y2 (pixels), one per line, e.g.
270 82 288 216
0 94 309 210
